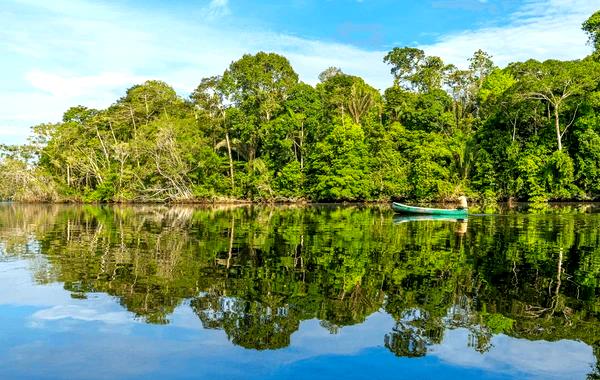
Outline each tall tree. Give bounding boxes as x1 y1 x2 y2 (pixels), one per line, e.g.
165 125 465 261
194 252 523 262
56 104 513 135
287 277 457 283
191 76 235 190
221 52 299 123
469 49 496 91
220 52 299 163
383 47 425 90
383 47 451 92
512 59 600 151
318 66 343 82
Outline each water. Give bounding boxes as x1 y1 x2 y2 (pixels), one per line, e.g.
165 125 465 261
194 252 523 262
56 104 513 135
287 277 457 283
0 203 599 380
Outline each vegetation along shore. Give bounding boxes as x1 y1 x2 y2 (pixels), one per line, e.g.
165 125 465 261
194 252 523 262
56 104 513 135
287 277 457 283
2 11 600 204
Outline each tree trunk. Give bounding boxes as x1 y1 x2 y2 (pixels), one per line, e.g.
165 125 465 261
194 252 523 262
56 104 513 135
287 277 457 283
554 107 562 151
225 131 235 190
226 216 235 269
300 122 304 172
454 101 460 131
94 126 110 164
144 94 150 121
129 106 137 138
119 160 124 191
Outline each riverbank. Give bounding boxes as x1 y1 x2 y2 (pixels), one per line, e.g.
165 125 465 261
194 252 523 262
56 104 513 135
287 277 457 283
6 194 600 204
4 198 600 215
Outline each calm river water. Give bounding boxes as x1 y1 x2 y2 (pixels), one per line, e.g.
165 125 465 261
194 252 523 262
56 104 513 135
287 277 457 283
1 203 600 379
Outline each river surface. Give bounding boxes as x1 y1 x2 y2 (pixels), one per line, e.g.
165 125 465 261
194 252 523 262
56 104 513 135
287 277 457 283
1 203 600 379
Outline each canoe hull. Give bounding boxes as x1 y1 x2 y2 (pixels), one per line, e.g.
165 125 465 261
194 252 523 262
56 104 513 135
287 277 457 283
392 202 468 217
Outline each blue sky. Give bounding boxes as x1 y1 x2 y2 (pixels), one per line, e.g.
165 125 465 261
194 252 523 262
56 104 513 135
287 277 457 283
0 0 598 144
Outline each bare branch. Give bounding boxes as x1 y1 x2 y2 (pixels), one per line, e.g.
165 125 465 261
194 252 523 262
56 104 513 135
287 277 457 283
560 103 580 138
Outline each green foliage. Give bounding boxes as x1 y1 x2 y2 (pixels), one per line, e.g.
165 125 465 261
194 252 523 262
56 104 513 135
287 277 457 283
221 52 298 123
545 150 578 199
575 129 600 196
478 69 515 105
383 47 452 92
274 160 303 198
0 156 57 202
309 123 372 201
482 312 514 334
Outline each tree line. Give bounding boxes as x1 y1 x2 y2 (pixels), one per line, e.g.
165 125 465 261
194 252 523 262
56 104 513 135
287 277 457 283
1 11 600 203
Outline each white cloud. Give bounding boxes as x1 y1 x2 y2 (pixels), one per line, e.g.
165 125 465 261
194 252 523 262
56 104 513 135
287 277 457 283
205 0 230 19
431 328 595 379
25 70 145 98
0 126 30 138
421 0 596 67
32 304 133 324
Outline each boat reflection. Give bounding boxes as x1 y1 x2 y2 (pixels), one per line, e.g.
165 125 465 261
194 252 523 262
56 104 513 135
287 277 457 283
392 215 468 224
393 215 468 234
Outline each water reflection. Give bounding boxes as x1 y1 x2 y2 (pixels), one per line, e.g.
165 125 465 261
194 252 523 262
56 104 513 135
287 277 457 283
1 204 600 379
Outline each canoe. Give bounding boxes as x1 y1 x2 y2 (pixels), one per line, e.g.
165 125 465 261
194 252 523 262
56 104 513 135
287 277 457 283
392 202 468 217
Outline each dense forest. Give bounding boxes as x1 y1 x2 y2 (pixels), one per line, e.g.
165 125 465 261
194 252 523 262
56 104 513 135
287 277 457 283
1 11 600 203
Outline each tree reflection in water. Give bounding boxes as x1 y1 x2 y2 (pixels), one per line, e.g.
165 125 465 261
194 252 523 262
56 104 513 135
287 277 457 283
1 203 600 370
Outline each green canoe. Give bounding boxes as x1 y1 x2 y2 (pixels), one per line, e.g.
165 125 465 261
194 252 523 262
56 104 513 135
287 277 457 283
392 202 468 217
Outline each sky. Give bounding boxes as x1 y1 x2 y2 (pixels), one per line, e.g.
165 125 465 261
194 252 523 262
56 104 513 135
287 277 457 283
0 0 598 145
